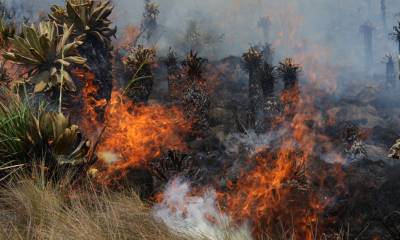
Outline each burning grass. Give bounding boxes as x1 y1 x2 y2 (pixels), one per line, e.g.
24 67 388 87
1 0 400 239
0 171 346 240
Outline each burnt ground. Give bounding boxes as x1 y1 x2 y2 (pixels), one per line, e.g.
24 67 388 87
94 53 400 239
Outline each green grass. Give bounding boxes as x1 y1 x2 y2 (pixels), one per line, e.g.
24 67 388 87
0 89 32 167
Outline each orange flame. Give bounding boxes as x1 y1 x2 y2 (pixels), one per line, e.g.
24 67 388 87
218 87 345 239
94 91 191 183
116 25 141 49
76 69 108 139
77 68 191 184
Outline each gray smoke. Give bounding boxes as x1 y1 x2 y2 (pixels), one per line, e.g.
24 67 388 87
153 178 252 240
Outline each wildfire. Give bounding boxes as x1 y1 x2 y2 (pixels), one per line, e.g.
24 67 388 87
116 25 141 49
218 87 345 239
75 8 345 236
76 69 108 139
75 54 345 240
95 91 191 182
77 68 191 184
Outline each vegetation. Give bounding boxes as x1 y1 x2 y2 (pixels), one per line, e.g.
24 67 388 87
181 51 210 132
123 45 156 102
164 48 181 100
184 20 202 53
0 18 16 48
49 0 117 50
49 0 116 102
0 61 10 84
0 89 90 177
3 21 86 93
242 46 263 73
0 0 14 20
242 47 263 129
0 174 189 240
390 21 400 54
140 0 160 44
390 21 400 80
0 0 383 239
258 62 276 97
277 58 301 90
0 90 32 166
385 55 396 87
149 150 198 190
165 48 179 70
182 50 207 82
182 20 224 55
30 111 91 168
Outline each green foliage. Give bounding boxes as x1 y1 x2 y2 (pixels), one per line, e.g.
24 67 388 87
49 0 117 50
0 90 33 165
0 89 90 170
29 111 91 166
3 21 86 93
0 18 16 47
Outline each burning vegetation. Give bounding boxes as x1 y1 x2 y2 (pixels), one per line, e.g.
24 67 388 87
1 0 400 239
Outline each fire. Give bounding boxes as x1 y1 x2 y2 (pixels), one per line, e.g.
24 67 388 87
218 87 345 239
76 69 108 139
74 55 345 240
265 2 339 93
74 45 345 240
74 6 345 236
117 25 141 49
94 91 191 183
77 68 191 184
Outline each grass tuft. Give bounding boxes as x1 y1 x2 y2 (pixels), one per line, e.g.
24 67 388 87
0 173 189 240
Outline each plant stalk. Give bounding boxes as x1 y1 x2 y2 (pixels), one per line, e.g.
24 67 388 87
59 49 64 114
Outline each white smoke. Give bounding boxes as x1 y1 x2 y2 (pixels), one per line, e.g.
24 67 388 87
12 0 400 82
223 129 286 156
153 178 252 240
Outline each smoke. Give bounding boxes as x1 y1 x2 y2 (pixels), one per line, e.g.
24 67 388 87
223 129 285 156
4 0 63 21
111 0 400 95
112 1 399 55
10 0 400 77
153 178 252 240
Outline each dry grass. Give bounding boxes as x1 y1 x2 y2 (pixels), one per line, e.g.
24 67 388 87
0 172 347 240
0 173 188 240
